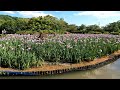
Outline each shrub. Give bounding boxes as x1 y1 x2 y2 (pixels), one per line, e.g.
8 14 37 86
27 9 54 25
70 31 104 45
110 32 120 35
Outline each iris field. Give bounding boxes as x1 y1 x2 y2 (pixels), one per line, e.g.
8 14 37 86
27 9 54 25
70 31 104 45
0 34 120 70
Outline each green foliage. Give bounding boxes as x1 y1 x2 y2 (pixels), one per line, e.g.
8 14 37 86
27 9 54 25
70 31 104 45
0 39 44 70
0 15 16 26
39 30 55 34
102 21 120 34
88 31 102 34
110 32 120 35
16 30 37 35
1 15 120 34
0 34 6 38
1 20 16 33
0 37 120 70
67 24 78 32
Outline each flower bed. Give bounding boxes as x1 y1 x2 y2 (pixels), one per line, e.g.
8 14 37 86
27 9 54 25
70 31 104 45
0 50 120 76
0 34 120 75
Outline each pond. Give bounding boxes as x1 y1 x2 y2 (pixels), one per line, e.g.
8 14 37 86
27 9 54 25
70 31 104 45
1 58 120 79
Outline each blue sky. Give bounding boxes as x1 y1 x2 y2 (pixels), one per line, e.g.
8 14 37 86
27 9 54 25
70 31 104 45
0 11 120 27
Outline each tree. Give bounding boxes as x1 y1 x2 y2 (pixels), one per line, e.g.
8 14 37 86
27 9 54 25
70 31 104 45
67 24 78 32
86 24 102 33
15 18 29 31
77 24 87 33
1 20 16 34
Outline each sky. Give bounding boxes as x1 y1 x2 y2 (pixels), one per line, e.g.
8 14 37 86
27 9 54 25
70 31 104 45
0 11 120 27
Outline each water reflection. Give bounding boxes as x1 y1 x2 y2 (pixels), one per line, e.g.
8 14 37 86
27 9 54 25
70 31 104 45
1 59 120 79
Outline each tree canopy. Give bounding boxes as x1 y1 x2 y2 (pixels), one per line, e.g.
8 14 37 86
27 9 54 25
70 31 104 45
0 15 120 35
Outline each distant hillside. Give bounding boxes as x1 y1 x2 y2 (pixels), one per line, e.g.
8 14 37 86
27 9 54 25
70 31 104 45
0 15 29 25
0 15 15 25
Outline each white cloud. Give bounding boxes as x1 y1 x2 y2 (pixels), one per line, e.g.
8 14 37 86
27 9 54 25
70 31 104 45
55 11 61 12
75 11 120 18
17 11 53 17
3 11 15 14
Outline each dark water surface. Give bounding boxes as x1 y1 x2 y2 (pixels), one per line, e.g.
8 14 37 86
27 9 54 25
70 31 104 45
1 58 120 79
